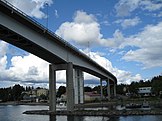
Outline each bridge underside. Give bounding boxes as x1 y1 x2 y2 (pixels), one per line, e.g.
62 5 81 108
0 25 116 84
0 0 117 112
0 25 65 64
0 24 116 111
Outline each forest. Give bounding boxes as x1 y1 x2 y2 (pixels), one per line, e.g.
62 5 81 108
0 75 162 102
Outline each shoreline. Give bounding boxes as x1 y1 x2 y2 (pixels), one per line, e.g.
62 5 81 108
1 101 162 116
0 101 48 106
23 109 162 117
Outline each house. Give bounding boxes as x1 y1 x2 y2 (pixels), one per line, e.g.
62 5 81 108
21 88 49 102
138 87 152 97
36 88 49 97
21 91 36 102
84 92 101 102
27 88 48 97
59 91 101 103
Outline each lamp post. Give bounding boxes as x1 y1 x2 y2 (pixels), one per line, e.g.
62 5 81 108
45 2 49 30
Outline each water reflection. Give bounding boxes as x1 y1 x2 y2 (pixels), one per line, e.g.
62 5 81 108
67 116 84 121
50 115 84 121
49 115 113 121
1 105 162 121
49 115 56 121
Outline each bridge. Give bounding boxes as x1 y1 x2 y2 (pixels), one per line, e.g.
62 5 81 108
0 0 117 111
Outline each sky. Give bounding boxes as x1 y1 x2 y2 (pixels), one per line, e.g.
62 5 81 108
0 0 162 88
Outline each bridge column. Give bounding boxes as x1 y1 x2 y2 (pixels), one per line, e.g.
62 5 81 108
100 79 103 100
49 64 56 112
74 69 84 104
79 70 84 104
74 69 78 104
114 83 117 97
106 79 111 100
66 62 74 111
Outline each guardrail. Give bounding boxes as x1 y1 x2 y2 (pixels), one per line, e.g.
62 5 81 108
0 0 89 60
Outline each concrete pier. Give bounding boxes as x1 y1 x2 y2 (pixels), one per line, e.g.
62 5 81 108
107 79 110 100
66 62 74 111
74 69 84 104
100 79 103 100
114 83 117 97
49 64 56 112
49 63 85 112
49 63 75 112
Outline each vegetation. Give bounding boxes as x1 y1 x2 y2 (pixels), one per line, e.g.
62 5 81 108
56 86 66 98
0 84 25 102
0 75 162 102
84 86 92 92
117 75 162 96
152 76 162 95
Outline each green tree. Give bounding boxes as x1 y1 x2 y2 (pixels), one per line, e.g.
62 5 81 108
40 94 47 100
116 84 127 95
12 84 25 101
92 85 101 94
152 76 162 95
56 86 66 98
84 86 92 92
129 82 139 94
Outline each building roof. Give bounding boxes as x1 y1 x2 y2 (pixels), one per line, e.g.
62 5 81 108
85 92 100 97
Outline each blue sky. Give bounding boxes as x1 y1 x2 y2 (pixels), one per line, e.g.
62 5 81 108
0 0 162 88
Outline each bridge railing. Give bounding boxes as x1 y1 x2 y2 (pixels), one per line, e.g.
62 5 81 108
0 0 97 62
0 0 116 79
0 0 83 56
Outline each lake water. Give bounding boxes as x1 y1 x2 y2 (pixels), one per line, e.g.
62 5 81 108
0 105 162 121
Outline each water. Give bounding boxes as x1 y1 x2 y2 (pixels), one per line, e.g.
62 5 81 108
0 105 162 121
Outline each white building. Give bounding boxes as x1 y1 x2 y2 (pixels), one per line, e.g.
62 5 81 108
36 88 49 97
22 88 49 102
138 87 152 97
59 92 101 102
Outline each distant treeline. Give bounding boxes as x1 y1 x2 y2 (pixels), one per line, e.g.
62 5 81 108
0 85 34 102
0 75 162 102
117 75 162 95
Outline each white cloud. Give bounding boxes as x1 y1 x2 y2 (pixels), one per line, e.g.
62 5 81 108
0 55 7 71
115 0 162 17
0 41 8 71
140 0 162 11
55 10 126 48
6 54 49 82
115 0 140 17
115 17 141 29
122 22 162 68
82 50 142 84
54 10 59 18
6 0 53 19
56 10 102 46
73 11 97 24
0 47 8 81
106 29 126 49
98 21 162 69
0 41 8 57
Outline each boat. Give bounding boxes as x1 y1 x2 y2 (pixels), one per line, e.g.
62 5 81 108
141 102 151 110
125 103 142 109
116 105 126 110
56 102 66 109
